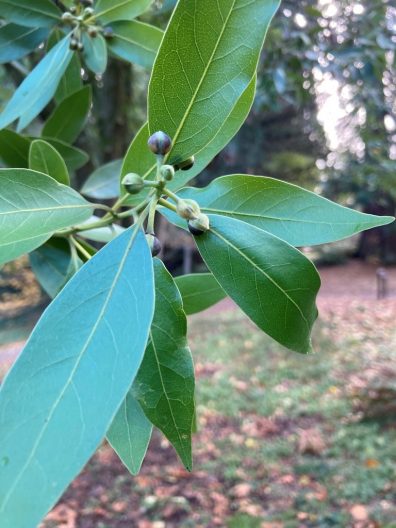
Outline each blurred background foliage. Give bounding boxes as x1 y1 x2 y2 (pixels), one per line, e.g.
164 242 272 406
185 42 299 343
0 0 395 266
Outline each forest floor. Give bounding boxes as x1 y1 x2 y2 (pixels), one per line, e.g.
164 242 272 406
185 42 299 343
1 261 396 528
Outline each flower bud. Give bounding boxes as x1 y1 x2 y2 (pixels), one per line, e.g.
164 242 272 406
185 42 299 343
77 41 84 51
81 0 94 5
176 199 200 220
69 38 79 51
122 173 144 195
83 7 94 17
87 27 98 38
69 6 77 14
146 234 162 257
160 164 175 181
103 26 114 39
174 156 195 171
61 12 74 23
148 131 172 156
188 213 210 236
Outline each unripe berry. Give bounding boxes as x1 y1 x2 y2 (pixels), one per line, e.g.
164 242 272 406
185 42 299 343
146 234 162 257
103 27 114 39
176 199 200 220
160 164 175 181
188 213 210 236
122 173 144 194
175 156 195 171
148 131 172 156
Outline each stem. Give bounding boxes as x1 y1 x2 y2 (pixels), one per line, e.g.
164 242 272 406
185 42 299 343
158 198 177 213
147 198 158 234
162 188 180 203
70 236 92 261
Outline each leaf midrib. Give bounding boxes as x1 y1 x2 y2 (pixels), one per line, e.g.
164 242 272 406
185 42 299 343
0 0 60 20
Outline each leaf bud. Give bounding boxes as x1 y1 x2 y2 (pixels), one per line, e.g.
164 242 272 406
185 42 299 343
103 26 114 39
174 156 195 171
147 131 172 156
176 199 200 220
160 164 175 181
146 234 162 257
122 173 145 195
188 213 210 236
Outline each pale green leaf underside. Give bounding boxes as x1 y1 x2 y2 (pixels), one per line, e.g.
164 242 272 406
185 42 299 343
148 0 280 164
0 227 155 527
164 175 395 247
0 24 49 64
81 159 122 200
0 168 92 265
82 33 108 75
107 393 152 476
175 273 226 315
29 139 70 186
195 215 321 354
134 259 195 470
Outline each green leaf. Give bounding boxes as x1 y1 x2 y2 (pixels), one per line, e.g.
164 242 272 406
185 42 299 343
0 129 30 167
134 259 195 470
107 393 152 476
81 159 122 200
0 36 73 131
42 86 92 144
108 21 163 69
194 215 320 354
42 137 89 171
78 216 125 243
175 273 226 315
0 0 62 28
0 24 49 64
29 139 70 185
0 227 155 527
95 0 153 24
148 0 280 164
165 175 396 247
29 237 82 298
82 33 108 75
120 78 255 202
0 168 93 265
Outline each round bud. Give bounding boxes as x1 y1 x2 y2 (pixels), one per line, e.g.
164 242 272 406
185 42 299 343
103 26 114 39
83 7 94 17
160 164 175 181
176 199 200 220
146 234 162 257
61 12 74 23
69 6 77 14
77 41 84 51
69 38 79 51
81 0 94 5
147 131 172 156
87 27 98 38
188 213 210 236
122 173 145 195
174 156 195 171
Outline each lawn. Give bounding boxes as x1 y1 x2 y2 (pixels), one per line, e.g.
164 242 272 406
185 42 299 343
41 299 396 528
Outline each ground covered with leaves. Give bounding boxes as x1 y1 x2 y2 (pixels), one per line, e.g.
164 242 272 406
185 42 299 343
36 263 396 528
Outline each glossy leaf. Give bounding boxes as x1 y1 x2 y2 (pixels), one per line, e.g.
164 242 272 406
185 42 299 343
82 33 107 75
166 175 396 246
95 0 153 24
29 237 82 298
0 129 30 167
0 227 155 527
29 139 70 185
108 21 163 69
148 0 280 164
79 216 125 243
134 259 195 470
0 37 73 131
0 24 49 64
107 393 152 476
42 137 89 171
42 86 92 144
121 78 256 202
81 159 122 200
194 215 320 354
0 168 93 265
0 0 61 28
175 273 226 315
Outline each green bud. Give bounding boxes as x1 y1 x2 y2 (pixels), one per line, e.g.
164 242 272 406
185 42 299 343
81 0 94 5
145 234 162 257
69 6 77 14
69 38 79 51
61 12 74 23
148 131 172 156
176 199 200 220
83 7 94 17
160 164 175 181
122 173 144 195
174 156 195 171
77 41 84 51
188 213 210 236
